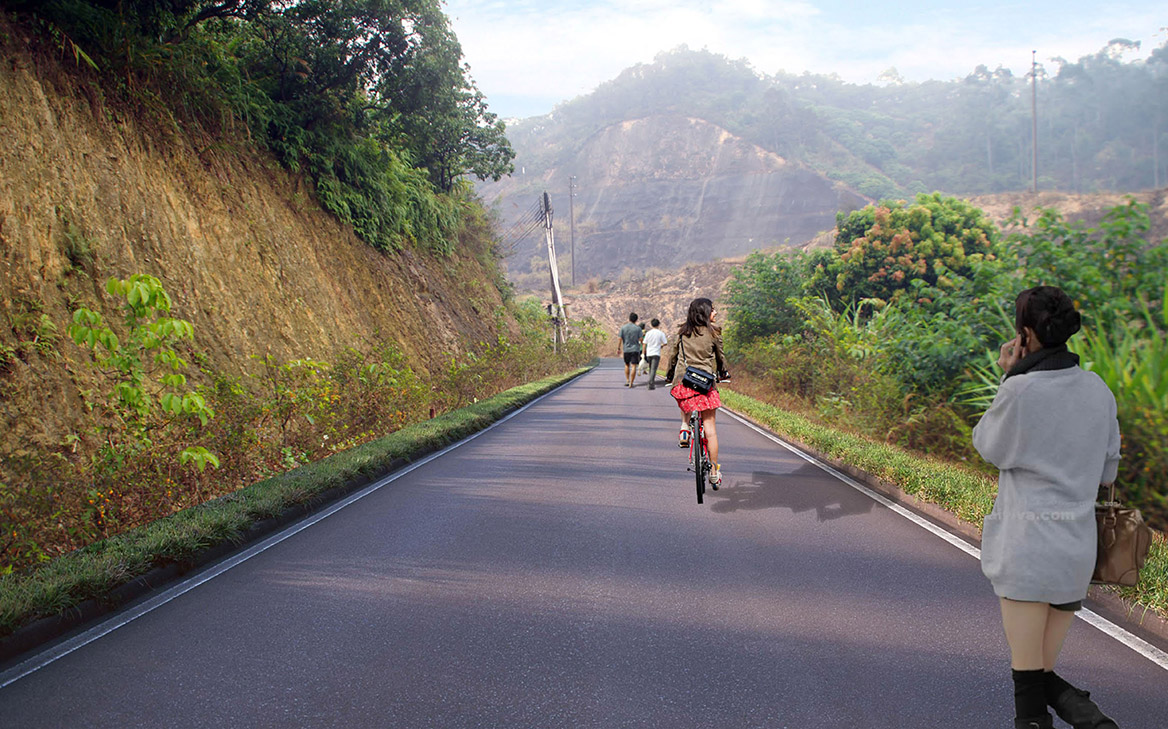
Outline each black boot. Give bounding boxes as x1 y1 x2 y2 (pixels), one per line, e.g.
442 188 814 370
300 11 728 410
1052 687 1119 729
1013 668 1049 728
1014 716 1054 729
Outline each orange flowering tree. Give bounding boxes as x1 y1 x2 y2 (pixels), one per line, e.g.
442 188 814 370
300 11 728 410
810 193 1001 307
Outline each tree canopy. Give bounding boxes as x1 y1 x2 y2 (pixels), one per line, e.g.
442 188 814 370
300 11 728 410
10 0 515 252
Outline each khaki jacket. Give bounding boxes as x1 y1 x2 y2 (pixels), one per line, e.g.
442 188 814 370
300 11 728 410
664 326 725 388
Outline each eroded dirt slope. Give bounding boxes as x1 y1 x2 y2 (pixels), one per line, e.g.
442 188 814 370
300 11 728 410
0 23 510 455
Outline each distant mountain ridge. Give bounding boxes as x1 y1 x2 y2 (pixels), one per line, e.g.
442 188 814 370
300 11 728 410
479 44 1166 287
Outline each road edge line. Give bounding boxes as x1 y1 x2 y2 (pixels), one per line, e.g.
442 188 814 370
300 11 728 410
0 371 589 690
721 407 1168 673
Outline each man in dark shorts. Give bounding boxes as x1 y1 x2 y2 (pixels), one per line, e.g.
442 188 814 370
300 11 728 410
618 312 643 388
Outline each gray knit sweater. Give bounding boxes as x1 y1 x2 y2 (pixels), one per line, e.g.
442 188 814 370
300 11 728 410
973 366 1121 604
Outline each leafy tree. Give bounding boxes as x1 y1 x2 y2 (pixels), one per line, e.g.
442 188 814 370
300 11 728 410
811 193 1000 306
1006 197 1168 331
724 249 815 349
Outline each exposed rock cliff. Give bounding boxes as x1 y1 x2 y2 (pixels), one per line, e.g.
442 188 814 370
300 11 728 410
478 115 867 286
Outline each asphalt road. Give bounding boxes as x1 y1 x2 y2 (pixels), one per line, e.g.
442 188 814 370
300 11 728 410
2 362 1166 728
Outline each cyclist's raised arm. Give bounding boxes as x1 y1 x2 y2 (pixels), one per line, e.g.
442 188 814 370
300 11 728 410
712 329 727 374
664 336 680 381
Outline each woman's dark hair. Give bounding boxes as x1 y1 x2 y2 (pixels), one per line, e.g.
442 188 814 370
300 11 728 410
1015 285 1081 346
678 298 713 338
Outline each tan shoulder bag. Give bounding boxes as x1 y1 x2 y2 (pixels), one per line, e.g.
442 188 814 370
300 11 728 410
1092 484 1154 587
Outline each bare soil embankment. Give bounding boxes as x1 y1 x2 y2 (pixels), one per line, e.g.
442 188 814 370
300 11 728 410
0 20 512 457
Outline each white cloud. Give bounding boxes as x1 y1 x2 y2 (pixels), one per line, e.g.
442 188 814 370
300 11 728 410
445 0 1165 118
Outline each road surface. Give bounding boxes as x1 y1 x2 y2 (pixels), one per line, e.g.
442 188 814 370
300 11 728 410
2 362 1165 727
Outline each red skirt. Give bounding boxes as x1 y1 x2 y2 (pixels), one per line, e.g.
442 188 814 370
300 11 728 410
671 383 721 414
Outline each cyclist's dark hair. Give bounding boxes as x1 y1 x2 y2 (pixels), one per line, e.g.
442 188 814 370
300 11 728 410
1015 285 1081 346
650 318 660 327
628 312 638 323
678 298 713 338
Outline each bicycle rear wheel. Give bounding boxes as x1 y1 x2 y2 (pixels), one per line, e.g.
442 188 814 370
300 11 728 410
691 412 705 504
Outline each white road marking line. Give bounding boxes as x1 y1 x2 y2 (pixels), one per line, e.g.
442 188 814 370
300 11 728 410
0 377 582 690
722 407 1168 673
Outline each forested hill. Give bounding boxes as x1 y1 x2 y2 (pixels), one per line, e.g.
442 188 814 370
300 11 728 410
482 43 1165 286
509 43 1167 200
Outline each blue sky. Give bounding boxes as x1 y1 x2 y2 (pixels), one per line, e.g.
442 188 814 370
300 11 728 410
442 0 1165 120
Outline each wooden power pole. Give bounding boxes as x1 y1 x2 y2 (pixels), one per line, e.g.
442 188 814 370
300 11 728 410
542 192 566 351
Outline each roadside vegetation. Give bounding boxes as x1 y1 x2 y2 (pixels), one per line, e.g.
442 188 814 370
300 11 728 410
723 192 1167 614
0 367 592 638
0 271 603 575
724 193 1168 534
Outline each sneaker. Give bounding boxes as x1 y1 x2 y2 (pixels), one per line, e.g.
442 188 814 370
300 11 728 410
709 464 722 489
678 429 690 448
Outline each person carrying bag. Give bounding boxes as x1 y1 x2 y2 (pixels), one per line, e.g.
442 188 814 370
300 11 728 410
973 285 1124 729
663 297 727 486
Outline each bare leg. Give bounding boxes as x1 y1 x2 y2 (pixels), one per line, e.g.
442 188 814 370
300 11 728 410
999 597 1050 670
1042 606 1075 670
702 409 718 465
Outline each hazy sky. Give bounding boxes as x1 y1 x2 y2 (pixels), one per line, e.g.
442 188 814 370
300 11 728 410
443 0 1164 120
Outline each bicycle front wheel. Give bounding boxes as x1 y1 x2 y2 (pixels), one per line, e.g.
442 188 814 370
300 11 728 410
692 413 705 504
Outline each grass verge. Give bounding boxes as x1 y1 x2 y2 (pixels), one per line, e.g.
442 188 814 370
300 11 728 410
0 366 592 640
720 388 1168 620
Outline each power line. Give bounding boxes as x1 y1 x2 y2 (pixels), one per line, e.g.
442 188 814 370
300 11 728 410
500 199 544 253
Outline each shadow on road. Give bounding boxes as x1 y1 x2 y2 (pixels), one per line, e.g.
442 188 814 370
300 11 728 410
707 465 875 521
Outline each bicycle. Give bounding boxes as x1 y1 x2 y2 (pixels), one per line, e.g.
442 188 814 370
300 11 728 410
687 408 712 504
674 369 727 505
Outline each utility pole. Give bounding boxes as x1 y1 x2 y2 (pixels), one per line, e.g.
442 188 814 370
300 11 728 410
542 191 566 352
568 176 577 288
1031 50 1038 194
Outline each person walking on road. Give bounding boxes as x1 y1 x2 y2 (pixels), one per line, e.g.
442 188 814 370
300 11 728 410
618 313 643 388
664 298 727 487
973 285 1121 729
642 318 668 390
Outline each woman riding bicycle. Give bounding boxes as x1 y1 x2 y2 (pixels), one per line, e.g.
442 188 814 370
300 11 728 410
664 297 727 486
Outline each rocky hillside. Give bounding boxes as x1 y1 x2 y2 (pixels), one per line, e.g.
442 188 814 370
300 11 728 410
478 115 867 285
0 23 512 457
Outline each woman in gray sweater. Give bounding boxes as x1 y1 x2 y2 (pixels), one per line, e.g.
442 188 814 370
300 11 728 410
973 286 1121 729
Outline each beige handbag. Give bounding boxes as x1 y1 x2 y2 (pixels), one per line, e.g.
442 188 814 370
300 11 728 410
1092 485 1154 586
